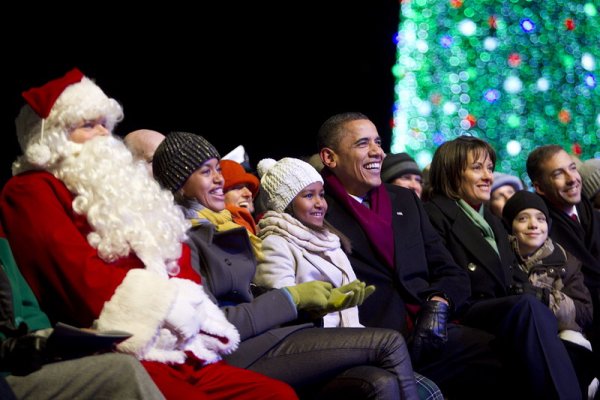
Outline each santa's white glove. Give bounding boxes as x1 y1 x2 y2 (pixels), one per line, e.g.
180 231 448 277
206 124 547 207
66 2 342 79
164 290 202 340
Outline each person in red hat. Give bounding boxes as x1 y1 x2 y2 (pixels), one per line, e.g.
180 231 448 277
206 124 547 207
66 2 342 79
220 159 259 235
0 69 297 399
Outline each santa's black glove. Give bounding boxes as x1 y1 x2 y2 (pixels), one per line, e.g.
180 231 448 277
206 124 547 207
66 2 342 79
409 300 449 365
0 334 48 376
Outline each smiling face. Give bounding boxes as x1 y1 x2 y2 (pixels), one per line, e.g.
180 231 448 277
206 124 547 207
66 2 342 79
534 150 582 213
291 182 327 228
224 184 255 213
458 150 494 206
512 208 549 256
320 119 385 197
181 158 225 212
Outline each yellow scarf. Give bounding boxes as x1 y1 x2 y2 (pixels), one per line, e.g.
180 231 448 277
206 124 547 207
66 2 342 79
194 208 264 262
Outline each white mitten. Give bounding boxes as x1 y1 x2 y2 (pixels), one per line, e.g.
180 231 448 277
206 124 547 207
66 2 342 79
167 278 240 353
164 290 202 340
193 293 240 354
184 334 222 365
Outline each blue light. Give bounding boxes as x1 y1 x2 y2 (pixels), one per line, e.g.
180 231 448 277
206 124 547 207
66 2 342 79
440 35 453 48
483 89 501 103
585 73 597 88
520 18 536 33
433 132 446 145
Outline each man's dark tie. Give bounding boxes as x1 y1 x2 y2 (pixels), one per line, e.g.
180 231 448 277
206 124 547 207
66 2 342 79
362 198 370 209
570 213 579 223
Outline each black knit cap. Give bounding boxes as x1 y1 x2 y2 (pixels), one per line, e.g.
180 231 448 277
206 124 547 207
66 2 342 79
381 152 421 183
502 190 550 233
152 131 220 193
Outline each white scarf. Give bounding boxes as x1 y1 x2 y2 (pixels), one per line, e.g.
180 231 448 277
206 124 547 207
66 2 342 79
258 211 362 327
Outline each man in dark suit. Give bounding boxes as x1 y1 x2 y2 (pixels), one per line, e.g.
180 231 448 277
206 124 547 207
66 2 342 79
527 145 600 365
318 112 504 399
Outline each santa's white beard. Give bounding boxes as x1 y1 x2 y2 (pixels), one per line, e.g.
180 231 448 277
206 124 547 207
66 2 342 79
51 135 190 277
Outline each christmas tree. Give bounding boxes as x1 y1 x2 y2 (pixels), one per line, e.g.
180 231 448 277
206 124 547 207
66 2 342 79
392 0 600 184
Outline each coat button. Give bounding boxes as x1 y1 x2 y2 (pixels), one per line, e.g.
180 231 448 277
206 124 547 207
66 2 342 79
224 258 232 265
467 263 477 271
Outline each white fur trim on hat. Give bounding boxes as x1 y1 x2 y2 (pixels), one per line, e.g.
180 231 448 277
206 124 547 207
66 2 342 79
258 157 324 213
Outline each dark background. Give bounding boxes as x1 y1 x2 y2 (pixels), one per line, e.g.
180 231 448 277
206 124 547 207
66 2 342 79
2 3 399 187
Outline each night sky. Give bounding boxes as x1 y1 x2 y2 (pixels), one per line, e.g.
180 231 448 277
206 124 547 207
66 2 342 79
2 3 399 187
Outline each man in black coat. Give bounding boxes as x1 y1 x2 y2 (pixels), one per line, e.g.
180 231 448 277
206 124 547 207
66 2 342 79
527 144 600 365
318 112 504 399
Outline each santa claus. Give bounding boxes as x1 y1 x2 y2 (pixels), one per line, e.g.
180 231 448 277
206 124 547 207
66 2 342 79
1 68 296 399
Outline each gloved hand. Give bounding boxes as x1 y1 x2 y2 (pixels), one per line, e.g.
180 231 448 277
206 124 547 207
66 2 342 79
554 292 577 331
164 292 203 340
327 280 376 310
359 284 376 306
0 334 48 376
409 300 449 365
324 286 355 313
285 281 332 311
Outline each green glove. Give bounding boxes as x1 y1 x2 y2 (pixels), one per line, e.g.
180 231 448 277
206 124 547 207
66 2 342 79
325 288 356 312
333 280 377 308
285 281 332 311
363 284 376 303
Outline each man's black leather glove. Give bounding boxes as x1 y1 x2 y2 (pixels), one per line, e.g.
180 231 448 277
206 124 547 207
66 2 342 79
0 334 48 376
409 300 449 365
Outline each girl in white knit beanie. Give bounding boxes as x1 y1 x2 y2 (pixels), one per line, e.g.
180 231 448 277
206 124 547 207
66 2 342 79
255 157 374 328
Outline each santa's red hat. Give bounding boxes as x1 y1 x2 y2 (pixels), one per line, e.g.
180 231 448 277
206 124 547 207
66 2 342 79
14 68 123 170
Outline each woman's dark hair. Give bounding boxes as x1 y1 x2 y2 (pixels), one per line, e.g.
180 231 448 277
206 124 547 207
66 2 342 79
427 136 496 200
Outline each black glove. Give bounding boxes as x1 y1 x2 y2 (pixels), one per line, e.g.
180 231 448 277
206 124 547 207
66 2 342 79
409 300 449 365
0 334 48 376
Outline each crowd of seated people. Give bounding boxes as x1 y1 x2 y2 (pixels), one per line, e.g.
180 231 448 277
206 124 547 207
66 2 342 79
2 69 600 399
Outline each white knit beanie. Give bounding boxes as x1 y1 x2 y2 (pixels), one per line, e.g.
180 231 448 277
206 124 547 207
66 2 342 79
257 157 324 213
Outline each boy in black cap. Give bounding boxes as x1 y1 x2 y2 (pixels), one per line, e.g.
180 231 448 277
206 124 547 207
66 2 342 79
503 190 598 398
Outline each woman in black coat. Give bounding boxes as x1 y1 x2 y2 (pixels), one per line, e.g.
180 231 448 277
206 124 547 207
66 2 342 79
424 136 581 400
